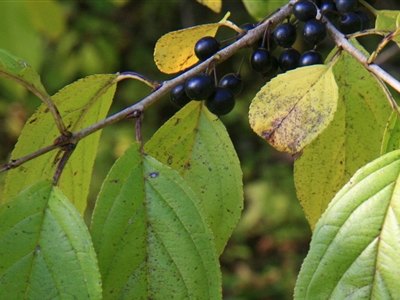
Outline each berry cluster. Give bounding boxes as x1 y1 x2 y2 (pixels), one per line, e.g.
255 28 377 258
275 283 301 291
248 0 329 77
317 0 369 34
170 0 370 117
171 36 243 116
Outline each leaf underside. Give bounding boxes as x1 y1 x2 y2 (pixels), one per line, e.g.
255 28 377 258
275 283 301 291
0 181 102 299
294 50 392 229
91 143 221 299
145 101 243 255
295 150 400 299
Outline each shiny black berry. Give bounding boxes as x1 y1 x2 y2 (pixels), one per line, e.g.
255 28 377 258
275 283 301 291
303 19 327 45
185 74 215 100
299 50 323 66
170 83 191 107
273 23 297 48
194 36 220 61
206 87 235 116
293 0 317 22
340 12 362 34
251 48 275 73
356 10 370 30
335 0 358 13
219 73 243 95
279 48 300 71
319 0 336 13
263 56 279 77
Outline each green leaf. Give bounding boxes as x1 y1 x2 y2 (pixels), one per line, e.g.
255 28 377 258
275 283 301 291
3 74 118 213
0 48 48 98
91 143 221 299
294 50 392 229
249 65 338 154
375 10 400 46
242 0 287 20
0 181 102 299
381 111 400 154
294 150 400 299
145 101 243 255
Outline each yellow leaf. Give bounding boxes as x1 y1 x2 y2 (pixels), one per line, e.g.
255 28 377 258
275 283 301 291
196 0 222 13
249 65 338 154
154 13 229 74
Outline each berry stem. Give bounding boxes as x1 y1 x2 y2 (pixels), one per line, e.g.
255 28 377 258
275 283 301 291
117 71 160 89
53 143 76 186
358 0 377 16
368 28 400 64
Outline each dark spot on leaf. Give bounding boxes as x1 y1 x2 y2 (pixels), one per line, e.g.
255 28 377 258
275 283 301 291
167 155 173 165
149 172 159 178
183 161 191 170
44 108 49 113
174 118 180 126
29 118 37 124
110 179 119 183
262 129 275 142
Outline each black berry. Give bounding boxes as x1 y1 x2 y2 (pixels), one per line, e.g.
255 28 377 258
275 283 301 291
279 48 300 71
263 56 279 77
206 87 235 116
185 73 215 100
170 83 191 107
335 0 358 13
340 12 362 34
219 73 243 95
194 36 220 61
250 48 275 73
241 23 255 32
293 0 317 22
273 23 297 48
319 0 336 13
299 50 323 66
303 19 327 45
356 10 370 30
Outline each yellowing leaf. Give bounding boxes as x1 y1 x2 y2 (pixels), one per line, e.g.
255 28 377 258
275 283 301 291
294 50 392 229
154 13 229 74
249 65 338 154
196 0 222 13
381 111 400 155
3 74 118 213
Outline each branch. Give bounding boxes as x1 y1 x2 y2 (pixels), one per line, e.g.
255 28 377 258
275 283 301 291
324 16 400 94
4 0 400 175
0 0 296 174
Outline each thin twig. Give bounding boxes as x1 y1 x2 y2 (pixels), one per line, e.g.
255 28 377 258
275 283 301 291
368 28 400 64
4 0 400 175
117 71 160 89
0 71 68 135
324 16 400 93
0 143 61 173
53 143 76 185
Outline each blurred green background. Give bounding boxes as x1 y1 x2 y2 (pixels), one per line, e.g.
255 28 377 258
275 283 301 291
0 1 398 299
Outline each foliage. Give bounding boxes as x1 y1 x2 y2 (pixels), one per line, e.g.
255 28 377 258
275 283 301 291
0 0 400 299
